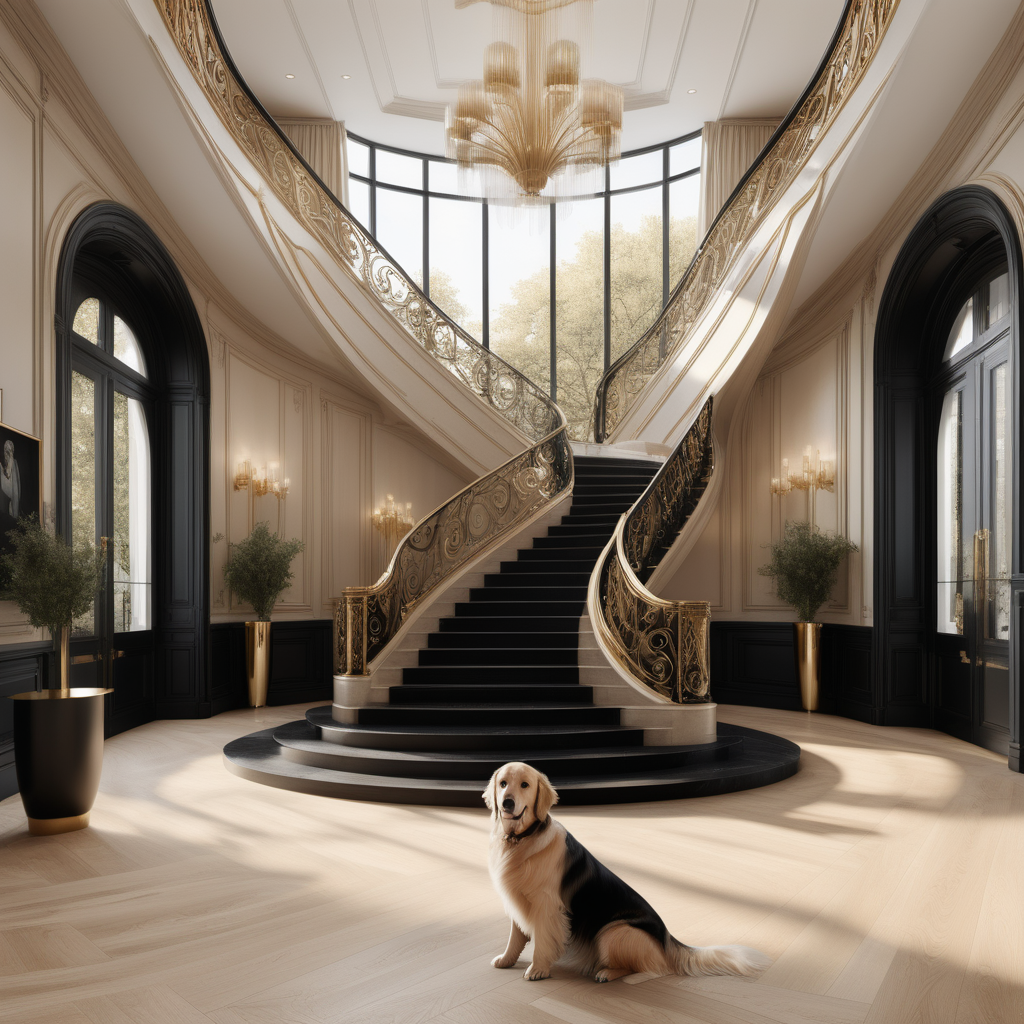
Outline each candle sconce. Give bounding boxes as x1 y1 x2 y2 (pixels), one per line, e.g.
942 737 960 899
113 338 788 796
372 494 413 576
771 446 836 519
234 459 289 501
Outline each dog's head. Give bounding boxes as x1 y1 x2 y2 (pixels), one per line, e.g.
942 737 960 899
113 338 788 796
483 761 558 837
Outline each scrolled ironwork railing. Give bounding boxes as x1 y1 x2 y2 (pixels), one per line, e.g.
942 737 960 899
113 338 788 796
593 0 899 442
591 398 715 703
335 428 572 674
157 0 561 445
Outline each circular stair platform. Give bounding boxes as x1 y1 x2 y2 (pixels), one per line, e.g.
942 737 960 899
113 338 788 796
222 709 800 807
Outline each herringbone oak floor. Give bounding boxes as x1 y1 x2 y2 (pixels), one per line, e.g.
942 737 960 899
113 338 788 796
1 703 1021 1023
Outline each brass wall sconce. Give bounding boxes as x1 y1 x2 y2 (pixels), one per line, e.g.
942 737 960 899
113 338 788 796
234 459 289 501
372 494 413 575
771 446 836 522
771 446 835 496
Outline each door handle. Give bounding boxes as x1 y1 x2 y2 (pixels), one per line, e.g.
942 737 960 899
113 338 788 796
960 650 970 664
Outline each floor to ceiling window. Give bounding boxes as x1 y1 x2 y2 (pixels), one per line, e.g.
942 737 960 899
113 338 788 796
346 131 701 439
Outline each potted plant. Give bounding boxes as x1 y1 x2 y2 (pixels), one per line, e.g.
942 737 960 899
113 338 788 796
0 516 107 835
222 522 304 707
758 520 858 711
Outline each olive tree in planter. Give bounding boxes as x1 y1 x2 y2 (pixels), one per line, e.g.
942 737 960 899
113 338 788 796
1 516 107 835
222 522 304 707
758 521 858 711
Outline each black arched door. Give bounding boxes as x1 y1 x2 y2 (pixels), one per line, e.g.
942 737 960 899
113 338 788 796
56 204 211 737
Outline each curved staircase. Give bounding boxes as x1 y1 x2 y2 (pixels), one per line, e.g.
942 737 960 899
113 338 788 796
224 457 799 805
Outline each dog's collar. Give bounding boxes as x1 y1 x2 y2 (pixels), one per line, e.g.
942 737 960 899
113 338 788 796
503 815 550 844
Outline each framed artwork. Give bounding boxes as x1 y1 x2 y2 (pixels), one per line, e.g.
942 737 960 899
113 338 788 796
0 421 42 559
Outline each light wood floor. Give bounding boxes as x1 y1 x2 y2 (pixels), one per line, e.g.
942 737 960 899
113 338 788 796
1 704 1022 1024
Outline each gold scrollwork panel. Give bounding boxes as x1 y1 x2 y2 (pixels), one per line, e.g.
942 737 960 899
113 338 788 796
595 398 715 703
594 0 899 441
335 428 572 674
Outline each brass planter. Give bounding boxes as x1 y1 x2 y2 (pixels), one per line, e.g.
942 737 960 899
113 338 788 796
246 621 271 707
9 687 112 835
793 622 822 712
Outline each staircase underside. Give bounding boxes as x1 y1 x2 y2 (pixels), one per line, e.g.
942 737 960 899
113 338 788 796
223 713 799 807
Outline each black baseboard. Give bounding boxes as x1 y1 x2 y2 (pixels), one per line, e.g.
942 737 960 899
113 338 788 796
0 640 50 804
711 621 874 717
210 619 333 709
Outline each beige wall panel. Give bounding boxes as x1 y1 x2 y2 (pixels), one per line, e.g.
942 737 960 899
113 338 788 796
323 400 370 598
277 383 312 610
0 82 35 435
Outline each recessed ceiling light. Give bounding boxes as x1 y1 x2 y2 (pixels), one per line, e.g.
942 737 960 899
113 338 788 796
285 74 295 79
341 75 352 80
687 88 697 94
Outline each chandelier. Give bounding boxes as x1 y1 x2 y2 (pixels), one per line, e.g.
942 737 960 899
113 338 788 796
446 0 623 203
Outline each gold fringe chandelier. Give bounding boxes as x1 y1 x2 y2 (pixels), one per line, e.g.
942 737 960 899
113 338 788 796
446 0 623 203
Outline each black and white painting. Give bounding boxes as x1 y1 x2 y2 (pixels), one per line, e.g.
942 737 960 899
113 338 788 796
0 422 41 559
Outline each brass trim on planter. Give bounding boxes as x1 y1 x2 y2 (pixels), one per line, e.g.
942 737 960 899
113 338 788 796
591 399 715 703
28 813 90 836
593 0 900 441
793 621 822 712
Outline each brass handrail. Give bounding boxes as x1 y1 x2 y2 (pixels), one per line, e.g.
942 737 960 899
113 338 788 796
157 0 561 445
590 399 715 703
335 426 572 673
593 0 899 442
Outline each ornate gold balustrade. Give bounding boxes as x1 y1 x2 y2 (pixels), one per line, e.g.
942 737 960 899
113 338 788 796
591 399 715 703
336 428 572 674
593 0 899 442
157 0 560 445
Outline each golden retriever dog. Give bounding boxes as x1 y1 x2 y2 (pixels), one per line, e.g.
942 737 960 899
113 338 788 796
483 761 772 983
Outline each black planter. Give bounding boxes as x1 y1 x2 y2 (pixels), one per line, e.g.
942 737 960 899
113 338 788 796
10 688 111 835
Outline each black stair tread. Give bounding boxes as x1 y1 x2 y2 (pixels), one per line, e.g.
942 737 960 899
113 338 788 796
274 721 742 764
315 719 642 738
224 724 799 805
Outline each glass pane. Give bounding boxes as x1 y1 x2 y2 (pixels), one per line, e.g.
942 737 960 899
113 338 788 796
989 361 1010 639
610 185 663 361
944 297 973 360
113 392 151 632
669 175 701 285
987 272 1009 328
376 149 423 189
936 388 963 634
113 316 147 377
73 298 100 345
429 160 459 195
376 187 423 287
555 196 604 439
429 197 483 337
670 137 702 177
488 211 550 395
347 138 370 178
71 371 97 637
610 150 662 191
347 178 370 229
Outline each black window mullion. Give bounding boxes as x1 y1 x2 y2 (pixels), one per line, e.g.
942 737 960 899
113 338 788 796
482 203 490 349
550 203 557 401
662 148 670 308
604 164 611 372
369 145 377 238
422 158 430 295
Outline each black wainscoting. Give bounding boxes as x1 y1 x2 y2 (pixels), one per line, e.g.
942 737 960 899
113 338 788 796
210 620 333 712
0 641 50 802
711 621 875 720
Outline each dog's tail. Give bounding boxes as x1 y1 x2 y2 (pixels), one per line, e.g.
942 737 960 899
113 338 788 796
669 938 772 978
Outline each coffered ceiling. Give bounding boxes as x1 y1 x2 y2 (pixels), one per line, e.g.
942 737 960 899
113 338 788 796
210 0 846 153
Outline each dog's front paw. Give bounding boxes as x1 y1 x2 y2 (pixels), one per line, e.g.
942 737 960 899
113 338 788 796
524 963 551 981
491 954 519 969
